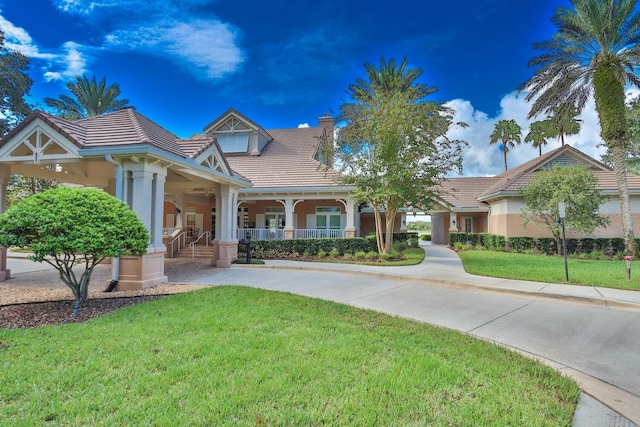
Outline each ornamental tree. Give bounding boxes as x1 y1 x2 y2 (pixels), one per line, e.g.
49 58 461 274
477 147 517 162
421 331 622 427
334 57 467 254
518 165 610 254
0 187 149 314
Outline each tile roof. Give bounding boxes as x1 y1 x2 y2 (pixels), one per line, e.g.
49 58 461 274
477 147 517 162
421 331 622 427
439 145 640 208
225 126 343 188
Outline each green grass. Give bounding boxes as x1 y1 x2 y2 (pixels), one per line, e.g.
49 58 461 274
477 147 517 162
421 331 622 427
458 250 640 290
0 287 579 426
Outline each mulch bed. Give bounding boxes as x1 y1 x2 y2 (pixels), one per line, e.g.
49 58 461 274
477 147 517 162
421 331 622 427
0 296 166 329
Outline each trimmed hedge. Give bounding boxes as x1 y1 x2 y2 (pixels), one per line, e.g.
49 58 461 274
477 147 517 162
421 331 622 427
240 237 379 259
449 232 637 256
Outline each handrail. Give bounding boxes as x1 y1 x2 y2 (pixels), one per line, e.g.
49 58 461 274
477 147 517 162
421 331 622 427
168 231 187 258
190 231 211 259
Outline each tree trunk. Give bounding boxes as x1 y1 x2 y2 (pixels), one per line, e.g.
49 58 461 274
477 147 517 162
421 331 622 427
503 144 508 171
372 203 384 254
611 142 638 255
593 65 637 255
384 207 397 255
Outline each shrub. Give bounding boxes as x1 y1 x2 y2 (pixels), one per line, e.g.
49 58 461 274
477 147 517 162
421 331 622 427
329 248 340 257
317 250 327 257
355 251 367 259
365 251 378 259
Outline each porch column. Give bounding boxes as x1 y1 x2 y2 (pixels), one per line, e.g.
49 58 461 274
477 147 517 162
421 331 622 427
284 198 294 239
0 165 10 281
345 199 356 238
151 172 167 248
116 161 168 290
449 212 459 232
400 212 408 232
216 184 238 267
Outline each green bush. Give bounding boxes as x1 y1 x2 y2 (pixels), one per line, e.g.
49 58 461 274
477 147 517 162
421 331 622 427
355 251 367 259
329 248 340 257
365 251 378 259
244 237 378 259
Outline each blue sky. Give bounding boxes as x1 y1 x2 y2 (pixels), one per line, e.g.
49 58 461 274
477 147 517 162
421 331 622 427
0 0 618 176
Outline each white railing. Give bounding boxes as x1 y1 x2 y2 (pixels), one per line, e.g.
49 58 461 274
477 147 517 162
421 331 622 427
237 228 345 240
162 227 176 236
295 229 345 239
238 228 284 241
167 230 187 258
189 231 211 258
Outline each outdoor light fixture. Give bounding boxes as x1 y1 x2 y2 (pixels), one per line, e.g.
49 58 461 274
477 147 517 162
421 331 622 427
559 202 568 282
175 207 181 215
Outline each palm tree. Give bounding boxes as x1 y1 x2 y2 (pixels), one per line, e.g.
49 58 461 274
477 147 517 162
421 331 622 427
521 0 640 255
44 75 133 120
490 119 522 171
525 120 550 156
546 105 581 146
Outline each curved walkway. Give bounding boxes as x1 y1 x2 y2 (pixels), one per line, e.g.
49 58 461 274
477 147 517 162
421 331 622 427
2 244 639 426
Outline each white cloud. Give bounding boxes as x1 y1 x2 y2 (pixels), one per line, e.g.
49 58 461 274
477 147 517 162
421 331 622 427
0 14 55 59
446 91 606 177
44 42 88 81
105 19 244 79
298 123 310 128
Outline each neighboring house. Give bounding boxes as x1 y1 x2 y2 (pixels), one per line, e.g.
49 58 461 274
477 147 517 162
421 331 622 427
428 145 640 244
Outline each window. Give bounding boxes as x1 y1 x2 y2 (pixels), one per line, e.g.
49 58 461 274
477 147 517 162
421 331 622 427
316 207 341 231
217 133 249 153
464 217 473 233
238 207 249 228
265 206 285 230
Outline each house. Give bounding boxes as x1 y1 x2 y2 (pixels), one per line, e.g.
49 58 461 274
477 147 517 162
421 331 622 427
1 108 632 290
427 145 640 244
0 108 398 289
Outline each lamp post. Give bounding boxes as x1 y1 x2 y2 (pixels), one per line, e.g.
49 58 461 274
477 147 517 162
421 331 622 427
559 202 569 282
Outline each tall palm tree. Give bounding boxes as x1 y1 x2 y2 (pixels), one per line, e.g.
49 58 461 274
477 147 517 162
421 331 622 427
44 75 133 120
546 105 581 146
490 119 522 171
521 0 640 255
525 120 550 156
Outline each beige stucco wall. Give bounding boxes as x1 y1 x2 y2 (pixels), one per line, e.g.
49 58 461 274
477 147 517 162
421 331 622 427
488 195 640 239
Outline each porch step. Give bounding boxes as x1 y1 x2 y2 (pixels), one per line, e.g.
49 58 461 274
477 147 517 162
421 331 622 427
171 244 216 259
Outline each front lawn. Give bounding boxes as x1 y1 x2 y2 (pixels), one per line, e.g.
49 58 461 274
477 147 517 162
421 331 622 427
458 250 640 290
0 287 579 426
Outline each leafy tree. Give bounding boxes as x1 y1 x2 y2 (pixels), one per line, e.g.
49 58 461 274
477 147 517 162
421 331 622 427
0 187 149 316
44 74 133 120
545 105 581 146
525 120 551 156
334 57 467 254
489 119 522 171
522 0 640 255
6 175 58 207
519 165 610 254
0 31 33 135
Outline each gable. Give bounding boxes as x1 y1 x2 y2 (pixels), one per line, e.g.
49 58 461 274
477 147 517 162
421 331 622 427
0 119 80 164
193 143 231 175
203 109 273 155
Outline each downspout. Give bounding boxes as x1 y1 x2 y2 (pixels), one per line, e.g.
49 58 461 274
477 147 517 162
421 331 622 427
104 154 122 292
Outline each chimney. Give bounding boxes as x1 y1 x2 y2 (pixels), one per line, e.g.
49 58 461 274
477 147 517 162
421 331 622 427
318 114 334 167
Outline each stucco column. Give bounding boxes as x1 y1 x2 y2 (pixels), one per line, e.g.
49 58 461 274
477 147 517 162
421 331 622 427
216 184 238 267
449 212 459 232
345 198 356 238
284 198 294 239
400 212 408 232
117 161 167 290
0 165 10 281
130 169 154 244
151 172 167 248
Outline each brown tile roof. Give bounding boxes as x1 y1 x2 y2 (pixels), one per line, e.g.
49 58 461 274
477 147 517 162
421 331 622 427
438 177 498 209
0 109 224 161
477 145 612 200
225 126 343 188
75 109 186 157
440 145 640 207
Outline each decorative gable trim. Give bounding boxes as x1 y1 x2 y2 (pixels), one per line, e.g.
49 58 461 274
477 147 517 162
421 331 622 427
0 119 81 164
193 144 231 175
